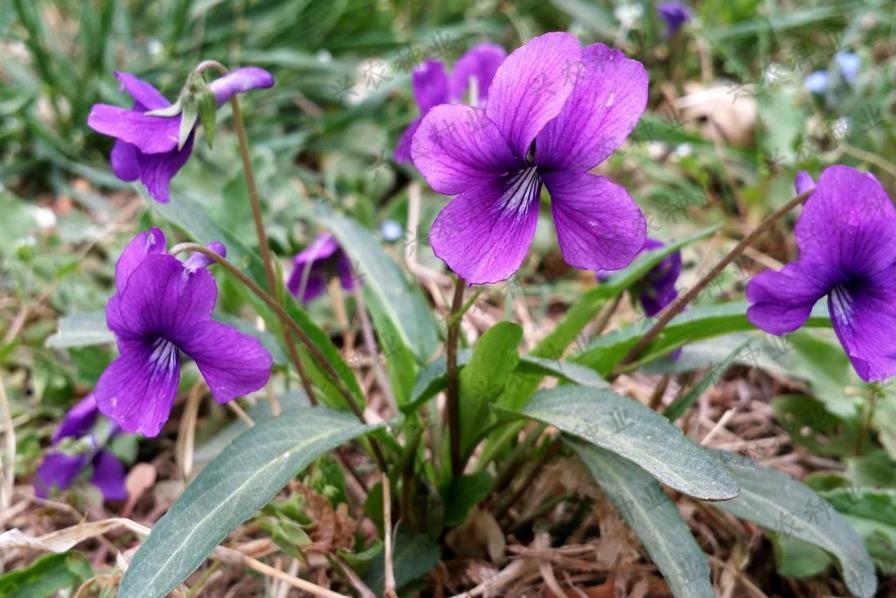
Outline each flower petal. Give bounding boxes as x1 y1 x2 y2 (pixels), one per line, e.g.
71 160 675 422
536 43 648 171
114 227 167 295
829 271 896 382
448 44 507 103
412 59 450 113
110 254 217 340
794 170 814 195
412 104 518 195
209 67 275 107
137 132 195 203
543 170 646 271
178 320 272 403
430 170 541 284
746 262 832 335
484 32 581 158
52 395 100 443
114 72 171 111
393 117 421 164
111 140 140 181
90 449 129 501
34 452 90 498
796 165 896 274
87 105 180 154
94 338 181 437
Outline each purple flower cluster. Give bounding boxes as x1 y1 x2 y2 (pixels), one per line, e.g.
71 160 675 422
94 228 272 436
747 166 896 382
394 44 506 164
88 68 273 203
34 395 127 501
287 233 356 303
411 33 648 284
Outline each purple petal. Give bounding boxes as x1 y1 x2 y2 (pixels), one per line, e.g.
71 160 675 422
184 241 227 272
208 67 275 107
657 2 691 37
337 252 356 291
448 44 507 103
136 132 195 203
87 104 180 154
794 171 814 195
90 449 129 501
94 338 181 437
114 227 167 294
52 395 100 443
412 104 518 195
641 286 678 317
287 268 328 303
795 165 896 273
430 170 541 284
746 262 832 335
829 268 896 382
34 452 90 498
535 43 648 171
178 320 272 403
114 72 171 111
111 140 140 182
412 59 450 114
108 254 217 341
484 32 581 159
544 170 646 271
293 233 340 267
393 117 421 164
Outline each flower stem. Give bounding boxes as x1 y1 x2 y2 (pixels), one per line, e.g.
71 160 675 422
446 277 466 476
619 189 812 366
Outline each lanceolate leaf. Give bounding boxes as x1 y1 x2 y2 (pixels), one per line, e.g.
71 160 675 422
572 441 715 598
46 311 114 348
573 302 832 376
517 386 738 500
710 451 877 598
119 408 383 598
663 341 749 421
318 208 438 362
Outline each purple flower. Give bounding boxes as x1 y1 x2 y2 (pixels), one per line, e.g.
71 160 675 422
411 33 648 285
394 44 506 164
87 68 274 203
804 70 830 95
34 395 128 501
747 165 896 382
657 2 692 38
598 238 682 316
835 51 861 84
287 233 355 303
95 228 272 436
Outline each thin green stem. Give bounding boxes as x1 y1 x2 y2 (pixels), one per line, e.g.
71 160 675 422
446 277 465 476
619 189 812 366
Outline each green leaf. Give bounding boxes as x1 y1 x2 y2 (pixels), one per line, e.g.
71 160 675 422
441 472 494 527
318 208 438 362
821 487 896 574
178 103 198 150
771 533 832 578
573 302 832 376
516 386 738 500
710 451 877 597
365 289 417 406
363 526 440 595
0 552 92 597
772 395 860 458
120 407 383 598
459 322 522 454
572 441 714 598
46 311 114 349
663 341 749 421
514 356 607 388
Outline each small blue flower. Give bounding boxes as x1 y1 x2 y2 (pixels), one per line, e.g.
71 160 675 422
835 51 861 84
804 70 829 95
381 219 404 243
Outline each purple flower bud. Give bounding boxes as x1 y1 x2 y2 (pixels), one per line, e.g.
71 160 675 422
287 233 356 303
657 2 692 38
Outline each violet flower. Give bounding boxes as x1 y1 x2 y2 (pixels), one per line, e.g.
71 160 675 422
95 228 272 436
598 238 682 316
657 2 691 38
747 165 896 382
34 395 128 501
411 33 648 284
87 68 274 203
287 233 355 303
394 44 506 164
